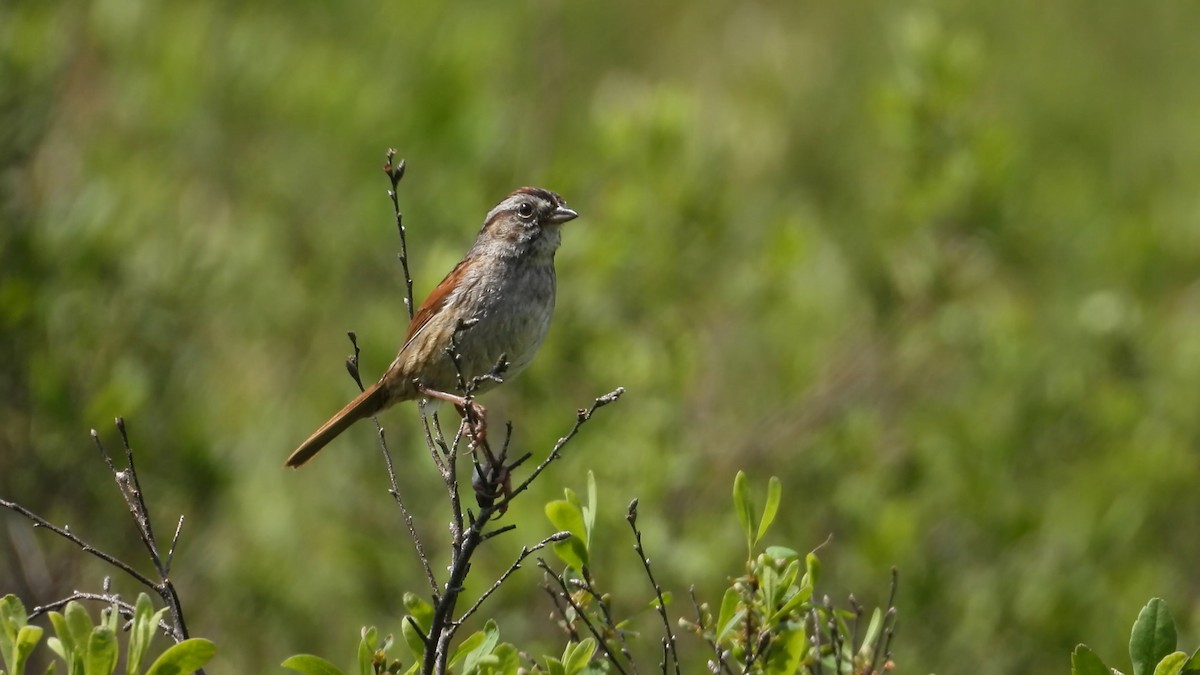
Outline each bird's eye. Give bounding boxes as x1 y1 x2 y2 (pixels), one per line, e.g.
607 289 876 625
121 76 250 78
517 202 535 220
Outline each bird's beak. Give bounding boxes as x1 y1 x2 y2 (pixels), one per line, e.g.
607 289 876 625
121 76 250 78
547 205 579 224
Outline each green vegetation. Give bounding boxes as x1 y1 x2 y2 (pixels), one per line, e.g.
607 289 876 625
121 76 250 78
3 0 1200 673
0 593 215 675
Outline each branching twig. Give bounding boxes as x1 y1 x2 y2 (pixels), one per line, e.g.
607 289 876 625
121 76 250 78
0 498 158 592
28 589 174 636
494 388 625 513
574 577 638 672
626 499 681 675
538 559 631 675
2 420 203 674
456 532 570 626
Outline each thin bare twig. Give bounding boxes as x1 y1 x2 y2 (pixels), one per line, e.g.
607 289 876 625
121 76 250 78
494 388 625 513
626 499 681 675
383 149 415 321
456 532 570 625
0 498 158 590
28 590 174 636
345 331 439 597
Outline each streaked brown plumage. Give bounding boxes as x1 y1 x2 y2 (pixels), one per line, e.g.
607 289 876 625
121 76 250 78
285 187 577 467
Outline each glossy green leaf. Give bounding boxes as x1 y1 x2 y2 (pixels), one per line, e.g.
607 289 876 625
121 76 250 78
144 638 215 675
281 654 346 675
1131 599 1176 675
756 476 782 545
83 627 118 675
733 471 755 557
1155 652 1188 675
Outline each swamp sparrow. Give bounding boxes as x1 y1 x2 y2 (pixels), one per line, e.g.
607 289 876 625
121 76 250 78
285 187 578 467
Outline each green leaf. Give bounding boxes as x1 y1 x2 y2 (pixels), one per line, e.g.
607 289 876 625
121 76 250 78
583 470 597 548
144 638 216 675
84 627 118 675
401 617 426 661
733 471 755 557
551 535 590 572
715 587 740 642
1184 646 1200 673
756 476 782 545
281 654 346 675
402 594 433 633
64 603 93 657
1 594 28 673
764 546 801 563
545 501 587 543
563 488 581 509
768 583 814 624
648 592 673 610
449 631 485 668
760 565 778 614
543 656 566 675
562 638 596 675
1071 645 1110 675
460 620 500 674
356 626 378 675
127 594 162 675
14 624 44 675
1131 599 1177 675
1156 652 1189 675
802 552 821 589
762 626 806 675
46 613 72 665
485 643 520 675
858 608 884 658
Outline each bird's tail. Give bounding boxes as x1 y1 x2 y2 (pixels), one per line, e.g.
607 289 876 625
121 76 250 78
285 382 388 467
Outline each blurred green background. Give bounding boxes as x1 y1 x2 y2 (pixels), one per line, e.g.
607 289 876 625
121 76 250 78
4 1 1200 673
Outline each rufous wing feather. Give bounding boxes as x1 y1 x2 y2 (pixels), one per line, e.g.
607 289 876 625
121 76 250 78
285 381 388 467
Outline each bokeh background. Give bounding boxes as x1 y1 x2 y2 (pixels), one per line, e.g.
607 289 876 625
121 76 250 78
4 1 1200 673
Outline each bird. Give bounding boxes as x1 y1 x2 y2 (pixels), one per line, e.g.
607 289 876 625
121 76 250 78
285 186 578 468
